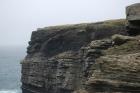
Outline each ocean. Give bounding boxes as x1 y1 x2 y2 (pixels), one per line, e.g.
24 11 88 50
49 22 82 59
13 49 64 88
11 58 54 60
0 46 26 93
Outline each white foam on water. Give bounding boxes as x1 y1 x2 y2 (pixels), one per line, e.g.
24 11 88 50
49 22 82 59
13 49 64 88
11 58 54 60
0 90 20 93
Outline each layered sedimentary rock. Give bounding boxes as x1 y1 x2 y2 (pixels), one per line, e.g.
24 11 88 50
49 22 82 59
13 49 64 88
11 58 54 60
74 35 140 93
21 3 140 93
87 53 140 92
21 20 126 93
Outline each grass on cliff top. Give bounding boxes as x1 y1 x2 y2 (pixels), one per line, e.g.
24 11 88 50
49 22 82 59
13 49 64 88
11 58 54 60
38 23 88 31
88 19 126 29
101 19 126 27
37 19 126 31
103 39 140 55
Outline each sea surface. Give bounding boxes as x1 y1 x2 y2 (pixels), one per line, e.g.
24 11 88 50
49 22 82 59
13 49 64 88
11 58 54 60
0 46 26 93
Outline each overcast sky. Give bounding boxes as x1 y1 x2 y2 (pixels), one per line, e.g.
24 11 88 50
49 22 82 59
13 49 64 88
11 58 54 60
0 0 139 47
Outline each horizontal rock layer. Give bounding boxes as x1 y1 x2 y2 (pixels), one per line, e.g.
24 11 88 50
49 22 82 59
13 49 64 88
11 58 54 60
21 19 127 93
87 53 140 92
21 3 140 93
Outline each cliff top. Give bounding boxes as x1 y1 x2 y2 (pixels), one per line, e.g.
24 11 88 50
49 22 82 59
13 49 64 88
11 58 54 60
28 19 126 57
37 19 125 31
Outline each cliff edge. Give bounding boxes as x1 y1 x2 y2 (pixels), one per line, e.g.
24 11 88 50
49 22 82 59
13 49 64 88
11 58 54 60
21 3 140 93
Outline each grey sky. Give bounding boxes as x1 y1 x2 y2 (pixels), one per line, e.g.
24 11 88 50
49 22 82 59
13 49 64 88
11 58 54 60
0 0 139 47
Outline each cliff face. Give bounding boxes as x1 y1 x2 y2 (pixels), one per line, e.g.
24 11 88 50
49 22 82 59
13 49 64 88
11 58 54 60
21 3 140 93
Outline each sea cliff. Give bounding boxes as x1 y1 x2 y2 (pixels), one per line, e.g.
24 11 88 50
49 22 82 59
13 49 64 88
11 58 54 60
21 3 140 93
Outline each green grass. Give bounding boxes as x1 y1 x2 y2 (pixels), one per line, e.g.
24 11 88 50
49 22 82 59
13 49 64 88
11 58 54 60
103 40 140 55
37 19 126 31
100 19 126 28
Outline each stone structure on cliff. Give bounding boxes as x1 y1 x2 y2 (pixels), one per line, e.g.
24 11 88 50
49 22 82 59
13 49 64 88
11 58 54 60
21 3 140 93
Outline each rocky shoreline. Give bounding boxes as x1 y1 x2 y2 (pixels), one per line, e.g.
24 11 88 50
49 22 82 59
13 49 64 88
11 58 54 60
21 3 140 93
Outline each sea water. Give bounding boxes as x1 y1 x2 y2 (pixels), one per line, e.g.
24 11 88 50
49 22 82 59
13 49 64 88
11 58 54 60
0 46 26 93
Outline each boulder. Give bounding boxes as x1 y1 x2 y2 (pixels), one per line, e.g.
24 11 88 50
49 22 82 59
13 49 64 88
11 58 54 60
111 34 134 45
126 3 140 21
126 3 140 35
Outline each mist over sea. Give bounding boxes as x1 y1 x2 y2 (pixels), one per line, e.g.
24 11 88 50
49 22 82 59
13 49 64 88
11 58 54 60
0 46 26 93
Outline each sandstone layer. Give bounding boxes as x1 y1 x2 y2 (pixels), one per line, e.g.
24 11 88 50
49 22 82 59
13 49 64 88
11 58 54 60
21 3 140 93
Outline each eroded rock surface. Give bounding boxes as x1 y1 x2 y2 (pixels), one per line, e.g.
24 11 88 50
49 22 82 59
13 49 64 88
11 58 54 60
21 19 126 93
87 53 140 92
21 3 140 93
126 3 140 35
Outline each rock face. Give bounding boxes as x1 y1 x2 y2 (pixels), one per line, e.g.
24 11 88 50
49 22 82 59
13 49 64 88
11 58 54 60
126 3 140 35
21 3 140 93
87 53 140 92
126 3 140 21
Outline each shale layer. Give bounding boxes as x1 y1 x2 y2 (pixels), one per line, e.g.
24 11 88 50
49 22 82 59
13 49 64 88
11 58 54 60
21 3 140 93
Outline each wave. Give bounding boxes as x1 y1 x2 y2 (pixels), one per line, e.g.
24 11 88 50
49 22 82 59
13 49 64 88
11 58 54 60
0 90 21 93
